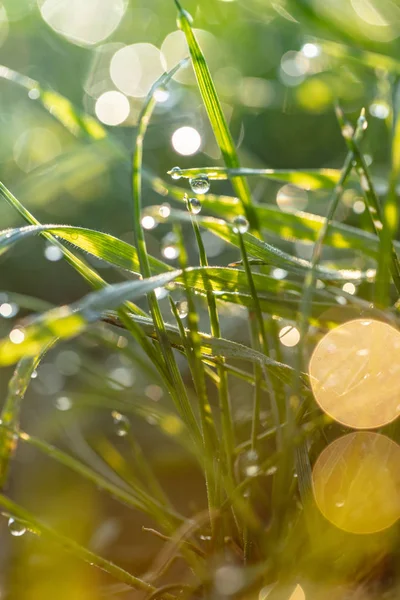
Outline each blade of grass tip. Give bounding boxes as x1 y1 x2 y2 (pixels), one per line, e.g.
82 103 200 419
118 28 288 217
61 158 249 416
0 494 175 598
132 63 202 448
336 106 400 298
173 0 258 231
0 345 53 488
378 87 400 309
170 224 220 538
187 198 235 482
169 167 344 191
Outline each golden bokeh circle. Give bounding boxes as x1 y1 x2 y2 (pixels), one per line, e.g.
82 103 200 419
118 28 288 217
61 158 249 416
312 432 400 534
309 318 400 429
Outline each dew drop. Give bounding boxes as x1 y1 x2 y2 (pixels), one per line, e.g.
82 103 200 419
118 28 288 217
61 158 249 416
28 88 40 100
154 85 169 103
8 517 26 537
232 216 249 234
242 450 260 478
358 114 368 131
177 9 193 30
189 175 210 195
112 411 130 437
176 299 188 318
170 166 182 180
266 465 278 476
342 124 354 139
187 197 202 215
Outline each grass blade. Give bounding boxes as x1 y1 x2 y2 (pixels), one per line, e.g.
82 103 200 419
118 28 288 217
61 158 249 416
0 493 169 596
132 63 202 448
174 0 257 229
0 270 181 366
168 167 344 191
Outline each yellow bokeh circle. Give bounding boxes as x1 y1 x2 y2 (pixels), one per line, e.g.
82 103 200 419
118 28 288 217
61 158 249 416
312 431 400 534
309 318 400 429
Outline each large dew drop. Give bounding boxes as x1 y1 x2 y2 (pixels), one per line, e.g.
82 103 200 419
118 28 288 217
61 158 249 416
189 175 210 195
232 216 249 234
176 300 188 319
8 517 26 537
187 197 202 215
170 166 182 180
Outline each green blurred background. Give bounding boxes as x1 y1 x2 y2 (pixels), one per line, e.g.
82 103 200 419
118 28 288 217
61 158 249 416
0 0 399 597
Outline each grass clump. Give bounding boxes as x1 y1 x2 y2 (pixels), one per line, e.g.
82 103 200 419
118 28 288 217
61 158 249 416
0 1 400 598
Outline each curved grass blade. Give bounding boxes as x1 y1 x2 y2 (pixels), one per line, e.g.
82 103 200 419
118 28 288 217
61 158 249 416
174 0 257 229
0 270 181 366
112 314 310 389
16 429 181 528
168 167 343 191
150 207 370 282
0 347 53 488
0 65 106 140
0 494 170 596
320 40 400 75
0 224 169 274
146 172 394 259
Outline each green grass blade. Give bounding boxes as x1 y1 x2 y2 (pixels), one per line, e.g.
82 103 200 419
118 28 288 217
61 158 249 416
0 348 52 487
17 430 181 528
320 40 400 75
151 207 371 282
0 65 107 140
0 493 168 596
146 172 395 258
174 0 257 229
337 108 400 297
188 207 235 481
115 314 309 389
0 223 169 274
0 271 181 366
169 167 344 191
132 64 202 448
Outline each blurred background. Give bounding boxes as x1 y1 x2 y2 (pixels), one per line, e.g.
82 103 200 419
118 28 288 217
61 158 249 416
0 0 399 597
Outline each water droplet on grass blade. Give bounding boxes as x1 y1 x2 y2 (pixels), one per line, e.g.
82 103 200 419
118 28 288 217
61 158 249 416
243 450 260 477
232 216 249 234
170 166 182 180
8 517 26 537
28 88 40 100
187 197 202 214
177 9 193 30
176 300 188 318
189 175 210 194
153 85 169 103
112 411 130 437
